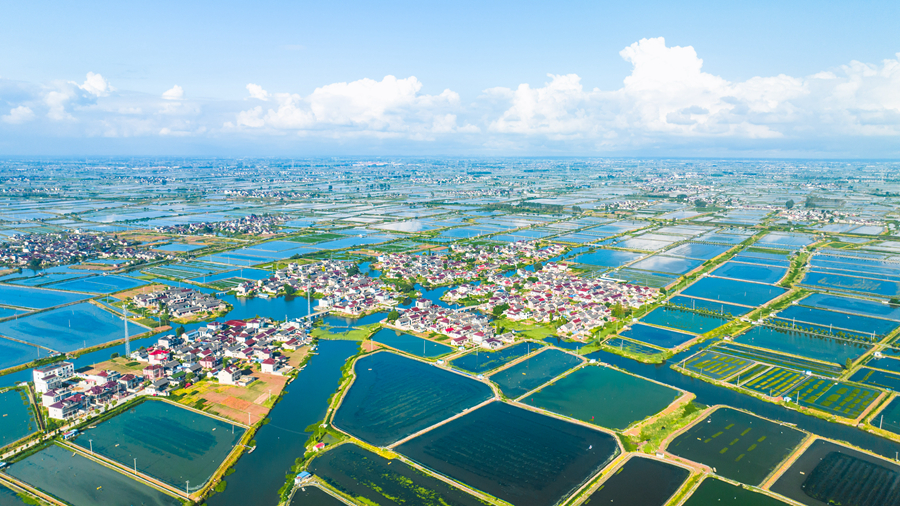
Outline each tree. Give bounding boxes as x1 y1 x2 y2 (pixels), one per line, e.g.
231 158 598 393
845 358 853 370
785 199 795 209
283 284 296 296
110 352 119 359
27 257 42 272
176 325 186 337
694 199 707 208
534 262 543 271
492 303 510 317
346 264 361 276
571 206 583 214
890 298 900 306
387 310 400 322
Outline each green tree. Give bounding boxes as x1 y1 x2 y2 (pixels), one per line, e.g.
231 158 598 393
387 310 400 322
845 357 853 370
283 284 296 295
492 303 510 317
785 199 795 209
176 325 186 337
27 257 42 271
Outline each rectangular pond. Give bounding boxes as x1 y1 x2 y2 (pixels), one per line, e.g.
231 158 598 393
621 323 696 349
5 444 182 506
712 343 844 377
396 401 620 506
666 243 731 260
601 338 665 356
777 305 899 337
570 249 643 268
849 367 900 391
0 302 146 352
788 377 879 419
684 477 787 506
47 275 147 294
0 284 89 310
681 277 788 307
488 348 584 398
0 388 37 448
288 486 344 506
0 338 41 371
370 328 454 358
683 351 752 380
743 367 807 397
712 262 787 284
801 271 900 297
73 400 245 489
665 407 805 486
522 365 680 430
450 342 544 374
309 443 490 506
801 293 900 321
872 396 900 437
667 295 750 316
629 255 704 275
733 326 870 365
332 352 494 447
639 306 728 334
583 456 689 506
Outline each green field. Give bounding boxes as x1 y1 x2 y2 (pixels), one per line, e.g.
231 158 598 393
789 377 880 419
743 367 805 397
684 351 751 380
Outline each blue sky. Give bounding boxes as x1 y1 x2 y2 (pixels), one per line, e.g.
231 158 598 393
1 0 899 156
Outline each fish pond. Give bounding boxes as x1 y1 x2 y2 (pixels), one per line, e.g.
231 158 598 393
711 343 844 378
743 367 807 397
450 342 543 374
850 368 900 391
0 484 31 506
73 400 245 489
288 486 345 506
47 274 146 294
488 348 584 398
0 388 37 448
333 352 493 446
873 396 900 437
0 302 146 352
712 261 787 284
683 477 787 506
801 271 900 297
666 242 731 260
523 365 680 430
569 249 643 269
788 377 879 419
6 444 181 506
801 293 900 321
370 328 453 358
665 407 805 485
0 284 89 310
602 337 665 357
396 401 620 506
734 326 870 364
771 439 900 506
621 323 696 348
583 456 689 506
0 338 41 371
668 295 750 316
309 444 490 506
640 306 728 334
681 277 788 307
683 351 752 380
628 255 703 275
777 305 899 337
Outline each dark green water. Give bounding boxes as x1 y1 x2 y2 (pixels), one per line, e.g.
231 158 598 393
666 407 805 486
451 342 543 374
0 388 36 448
0 484 30 506
583 456 689 506
684 477 787 506
333 352 493 446
6 444 181 506
488 348 583 398
309 443 489 506
396 401 620 506
370 328 453 358
289 485 345 506
206 340 359 506
640 306 728 334
523 365 679 430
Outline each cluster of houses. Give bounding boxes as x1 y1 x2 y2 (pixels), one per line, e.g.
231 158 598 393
153 214 287 236
0 231 159 268
390 299 512 349
444 262 659 340
131 286 228 319
33 317 311 420
236 260 397 316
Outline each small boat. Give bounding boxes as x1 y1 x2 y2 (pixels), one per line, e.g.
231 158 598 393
97 487 102 490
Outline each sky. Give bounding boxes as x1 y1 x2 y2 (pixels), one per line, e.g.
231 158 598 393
1 0 899 157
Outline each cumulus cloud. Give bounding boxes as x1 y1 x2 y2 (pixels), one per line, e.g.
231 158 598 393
77 72 113 97
162 85 184 100
2 106 35 124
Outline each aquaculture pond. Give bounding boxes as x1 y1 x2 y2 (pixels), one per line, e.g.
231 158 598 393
681 277 787 307
603 337 664 356
683 477 787 506
801 293 900 321
0 338 41 371
666 407 805 486
583 456 689 506
309 444 490 506
801 271 900 297
640 306 728 334
777 305 899 336
733 326 870 365
523 365 680 430
788 377 879 419
668 295 750 316
712 261 787 284
850 367 900 391
155 242 207 252
542 336 588 351
451 341 543 374
207 340 358 506
666 242 731 260
0 484 31 506
288 486 345 506
488 348 584 398
0 284 89 310
396 401 620 506
621 323 696 348
47 274 146 294
873 396 900 437
771 439 900 506
0 388 36 448
333 352 493 447
711 343 844 378
867 356 900 374
6 444 181 506
370 328 453 358
569 249 643 268
683 351 752 380
0 302 146 352
73 400 245 489
0 306 28 319
629 255 703 275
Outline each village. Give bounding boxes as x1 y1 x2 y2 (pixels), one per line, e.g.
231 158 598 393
131 286 230 320
0 231 160 268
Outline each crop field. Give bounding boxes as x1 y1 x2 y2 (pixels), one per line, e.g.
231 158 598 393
788 377 880 419
849 368 900 391
743 367 806 397
683 351 752 380
711 343 844 377
665 407 805 486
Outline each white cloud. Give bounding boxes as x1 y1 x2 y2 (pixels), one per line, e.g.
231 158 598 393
246 84 269 101
77 72 113 97
162 85 184 100
2 105 35 124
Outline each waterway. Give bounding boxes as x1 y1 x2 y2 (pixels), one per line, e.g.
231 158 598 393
206 340 358 506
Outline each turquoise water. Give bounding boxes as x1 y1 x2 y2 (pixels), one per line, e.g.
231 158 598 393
0 483 31 506
6 444 181 506
396 401 620 506
0 388 36 447
681 277 787 307
489 348 584 398
0 339 41 371
451 342 544 374
668 295 749 316
621 323 696 348
0 284 89 309
777 305 898 336
734 326 870 364
640 306 727 334
47 275 146 294
370 328 453 358
0 302 146 352
523 365 679 430
73 400 245 489
333 352 494 447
